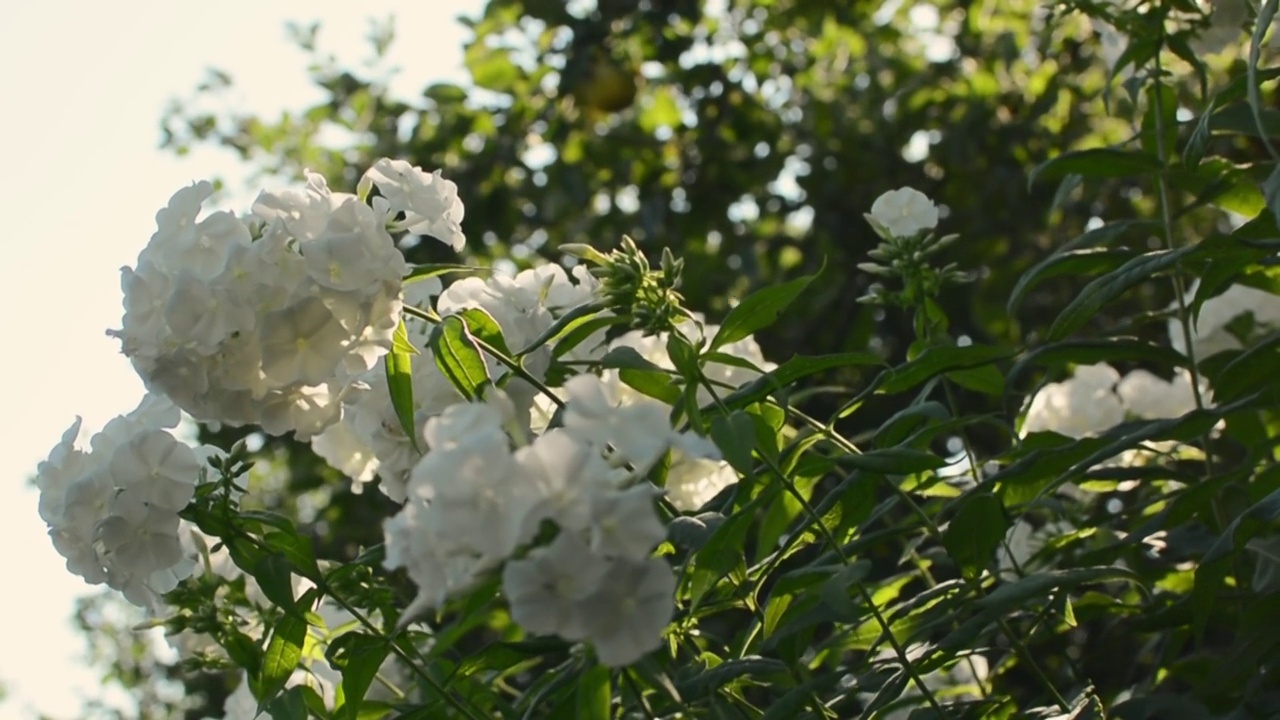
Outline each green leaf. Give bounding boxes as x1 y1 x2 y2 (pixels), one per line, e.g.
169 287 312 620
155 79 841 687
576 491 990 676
430 315 491 400
404 263 480 283
1140 81 1178 160
711 267 822 350
262 529 321 580
1248 0 1280 161
618 368 682 405
256 614 307 704
666 332 701 378
1183 96 1217 170
832 447 947 474
873 344 1012 396
1246 536 1280 593
326 632 391 720
250 554 298 613
667 512 725 549
1047 246 1195 341
947 363 1006 396
575 664 611 720
709 411 756 478
1264 165 1280 230
1029 148 1162 189
385 321 419 452
817 561 872 619
874 401 951 448
391 318 419 356
598 346 667 372
943 492 1008 580
975 566 1143 614
676 657 789 697
717 352 883 410
219 628 263 680
515 300 610 356
265 686 310 720
1007 248 1136 315
457 307 513 357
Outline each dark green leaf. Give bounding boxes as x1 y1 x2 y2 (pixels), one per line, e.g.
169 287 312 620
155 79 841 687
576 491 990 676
718 352 883 410
832 447 947 474
326 632 391 720
265 685 310 720
874 401 951 448
1029 148 1162 189
711 267 822 350
250 554 298 613
404 263 480 282
676 657 788 697
1047 246 1195 341
598 345 667 372
873 344 1012 396
943 492 1008 580
709 410 756 478
1008 248 1135 315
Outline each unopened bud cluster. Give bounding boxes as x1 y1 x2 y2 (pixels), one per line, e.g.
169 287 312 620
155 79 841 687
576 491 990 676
563 236 686 334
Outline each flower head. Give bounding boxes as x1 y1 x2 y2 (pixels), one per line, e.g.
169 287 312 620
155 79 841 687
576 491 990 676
866 187 939 240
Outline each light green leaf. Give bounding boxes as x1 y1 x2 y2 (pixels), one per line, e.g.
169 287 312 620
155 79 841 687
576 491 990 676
430 315 491 400
457 307 512 356
385 320 419 452
256 614 306 705
576 665 611 720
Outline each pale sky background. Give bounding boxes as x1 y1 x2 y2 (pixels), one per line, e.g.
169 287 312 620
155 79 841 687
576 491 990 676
0 2 479 716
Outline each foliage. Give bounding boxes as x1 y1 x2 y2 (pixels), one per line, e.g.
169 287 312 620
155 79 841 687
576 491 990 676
45 0 1280 718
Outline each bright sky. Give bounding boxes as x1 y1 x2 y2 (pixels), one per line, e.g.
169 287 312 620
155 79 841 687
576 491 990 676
0 2 479 716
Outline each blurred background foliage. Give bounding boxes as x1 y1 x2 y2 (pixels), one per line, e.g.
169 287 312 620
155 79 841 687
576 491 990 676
71 0 1273 717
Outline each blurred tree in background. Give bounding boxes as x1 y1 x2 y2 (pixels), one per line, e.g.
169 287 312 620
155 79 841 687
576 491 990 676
68 0 1271 717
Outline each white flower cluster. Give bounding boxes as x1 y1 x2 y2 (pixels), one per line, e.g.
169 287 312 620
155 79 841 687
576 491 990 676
593 316 774 511
35 395 215 610
311 262 605 501
111 159 464 438
378 357 752 667
1020 362 1204 439
1170 281 1280 361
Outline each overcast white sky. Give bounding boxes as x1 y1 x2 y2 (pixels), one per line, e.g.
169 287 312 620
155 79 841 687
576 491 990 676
0 1 479 716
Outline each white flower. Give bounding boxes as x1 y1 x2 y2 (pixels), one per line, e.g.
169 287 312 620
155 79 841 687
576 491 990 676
361 158 467 251
1170 282 1280 361
114 167 410 438
36 395 208 609
518 429 613 533
587 484 667 560
562 374 678 474
574 556 676 667
311 420 379 483
1021 363 1124 438
502 531 610 641
1116 369 1203 420
866 187 939 240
